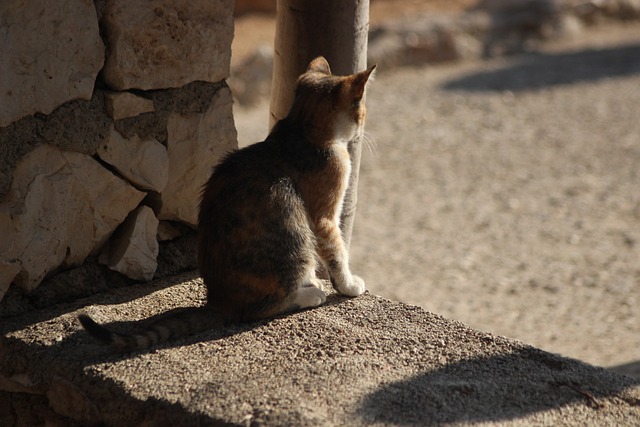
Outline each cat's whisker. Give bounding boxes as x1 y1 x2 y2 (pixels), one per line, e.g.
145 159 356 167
361 131 378 155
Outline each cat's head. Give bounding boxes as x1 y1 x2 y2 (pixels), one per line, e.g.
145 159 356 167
289 56 376 144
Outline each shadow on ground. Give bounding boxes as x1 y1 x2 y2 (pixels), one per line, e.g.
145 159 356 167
1 300 263 425
3 288 639 425
0 232 197 320
0 271 202 335
359 348 640 426
64 291 350 363
442 44 640 92
610 360 640 381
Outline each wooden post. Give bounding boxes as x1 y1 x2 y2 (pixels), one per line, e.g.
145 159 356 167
270 0 370 249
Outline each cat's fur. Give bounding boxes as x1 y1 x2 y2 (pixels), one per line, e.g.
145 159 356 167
79 57 375 352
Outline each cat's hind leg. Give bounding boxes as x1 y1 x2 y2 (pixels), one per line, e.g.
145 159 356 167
288 282 327 311
280 272 328 313
251 276 326 320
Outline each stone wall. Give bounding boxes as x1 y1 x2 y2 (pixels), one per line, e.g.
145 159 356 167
0 0 237 307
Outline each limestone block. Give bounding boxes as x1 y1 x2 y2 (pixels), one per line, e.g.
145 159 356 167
101 206 159 281
105 92 155 120
0 0 104 127
159 86 237 227
101 0 234 90
0 145 145 293
97 126 169 192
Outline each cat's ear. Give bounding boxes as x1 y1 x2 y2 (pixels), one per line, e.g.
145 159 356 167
351 64 377 98
307 56 332 75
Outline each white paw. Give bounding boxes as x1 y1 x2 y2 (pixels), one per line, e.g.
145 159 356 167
337 275 366 297
295 286 327 309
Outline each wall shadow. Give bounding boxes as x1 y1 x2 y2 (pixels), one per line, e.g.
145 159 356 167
442 44 640 92
1 292 355 425
0 232 197 320
1 298 263 425
358 347 640 425
0 271 202 335
1 337 242 426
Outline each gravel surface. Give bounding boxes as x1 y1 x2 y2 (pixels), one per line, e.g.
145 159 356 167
235 24 640 376
2 273 639 425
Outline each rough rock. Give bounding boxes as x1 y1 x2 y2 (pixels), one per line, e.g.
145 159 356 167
0 145 145 295
157 221 182 242
159 86 237 227
600 0 640 19
101 0 234 90
235 0 276 16
100 206 159 281
0 0 104 127
46 379 100 423
0 89 114 201
0 261 20 302
0 275 638 425
105 92 155 120
97 125 169 192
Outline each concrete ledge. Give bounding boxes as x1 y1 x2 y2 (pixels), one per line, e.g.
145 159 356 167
1 272 639 425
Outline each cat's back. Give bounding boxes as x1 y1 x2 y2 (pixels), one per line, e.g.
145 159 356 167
197 133 317 307
213 139 282 181
203 127 324 203
201 139 284 206
198 135 315 241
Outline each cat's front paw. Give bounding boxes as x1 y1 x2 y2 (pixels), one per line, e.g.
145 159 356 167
337 275 366 297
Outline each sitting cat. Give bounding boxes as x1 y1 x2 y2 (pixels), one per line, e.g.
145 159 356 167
79 57 376 351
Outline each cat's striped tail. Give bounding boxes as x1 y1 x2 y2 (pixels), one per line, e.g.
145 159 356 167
78 308 221 352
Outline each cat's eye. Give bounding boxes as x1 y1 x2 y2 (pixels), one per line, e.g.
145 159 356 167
352 98 361 109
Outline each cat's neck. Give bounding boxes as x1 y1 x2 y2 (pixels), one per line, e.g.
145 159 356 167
269 114 356 150
332 112 358 143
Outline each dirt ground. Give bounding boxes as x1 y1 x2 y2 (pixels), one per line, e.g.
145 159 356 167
232 7 640 377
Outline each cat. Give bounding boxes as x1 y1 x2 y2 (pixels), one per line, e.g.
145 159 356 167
79 56 376 352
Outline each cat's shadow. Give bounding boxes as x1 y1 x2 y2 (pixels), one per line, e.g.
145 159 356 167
69 290 353 365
